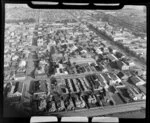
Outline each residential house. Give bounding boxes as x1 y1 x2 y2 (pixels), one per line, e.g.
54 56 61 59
108 72 122 84
14 73 26 81
128 76 146 86
116 60 129 70
111 93 125 105
117 71 128 80
107 54 118 62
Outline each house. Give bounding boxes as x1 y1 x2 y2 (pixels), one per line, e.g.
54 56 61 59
115 52 124 59
14 81 24 94
70 57 96 65
95 63 106 72
116 60 129 70
124 60 135 67
128 76 146 86
111 93 125 105
11 55 19 61
112 49 117 54
127 86 144 101
117 71 128 80
108 72 122 84
107 54 118 62
19 60 26 68
30 80 48 94
103 47 109 53
116 87 132 103
102 73 114 85
108 85 117 93
52 53 63 63
35 65 45 75
98 74 109 89
14 73 26 81
95 48 103 54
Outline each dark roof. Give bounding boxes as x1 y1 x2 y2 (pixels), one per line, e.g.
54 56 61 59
116 60 124 68
117 72 124 78
109 85 117 93
107 54 118 61
109 73 118 80
118 88 130 98
17 82 24 93
115 52 123 58
29 80 47 94
112 93 124 105
129 76 141 84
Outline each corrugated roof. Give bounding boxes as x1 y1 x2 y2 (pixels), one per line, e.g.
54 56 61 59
107 54 118 61
112 93 124 105
130 76 140 84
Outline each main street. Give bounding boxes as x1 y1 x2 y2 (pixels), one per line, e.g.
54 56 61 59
42 101 145 117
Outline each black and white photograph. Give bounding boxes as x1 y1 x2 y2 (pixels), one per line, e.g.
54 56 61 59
3 3 146 118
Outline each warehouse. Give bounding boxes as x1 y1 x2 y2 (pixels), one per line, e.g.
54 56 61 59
128 76 146 86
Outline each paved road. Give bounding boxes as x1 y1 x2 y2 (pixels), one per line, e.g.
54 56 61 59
42 101 145 117
51 71 104 79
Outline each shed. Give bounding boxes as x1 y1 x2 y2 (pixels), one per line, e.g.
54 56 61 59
128 76 146 86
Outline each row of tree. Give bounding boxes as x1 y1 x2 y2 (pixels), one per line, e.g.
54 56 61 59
89 24 146 64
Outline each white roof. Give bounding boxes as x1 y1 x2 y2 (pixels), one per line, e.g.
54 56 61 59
19 60 26 67
12 55 19 61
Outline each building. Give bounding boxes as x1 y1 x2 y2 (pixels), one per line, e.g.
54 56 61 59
52 53 63 63
108 73 122 84
116 60 129 70
70 57 96 65
98 74 109 89
124 60 135 67
14 73 26 81
107 54 118 62
102 73 113 85
127 86 144 101
117 71 128 80
128 76 146 86
111 93 125 105
108 85 117 94
19 60 26 68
